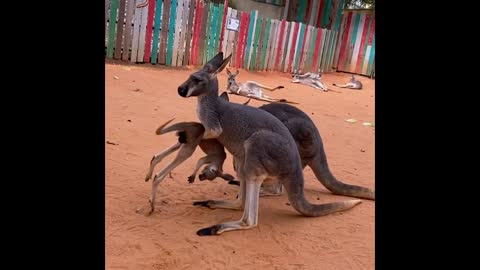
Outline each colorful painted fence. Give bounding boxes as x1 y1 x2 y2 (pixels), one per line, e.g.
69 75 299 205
105 0 339 73
284 0 346 30
333 9 375 76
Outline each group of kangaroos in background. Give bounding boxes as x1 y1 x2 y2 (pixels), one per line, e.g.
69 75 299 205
222 65 363 104
142 52 374 236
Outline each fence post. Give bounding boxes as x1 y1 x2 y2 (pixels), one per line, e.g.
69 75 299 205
219 0 228 52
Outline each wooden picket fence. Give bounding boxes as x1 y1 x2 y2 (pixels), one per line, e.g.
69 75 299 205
222 9 338 73
284 0 345 30
333 9 375 76
105 0 341 73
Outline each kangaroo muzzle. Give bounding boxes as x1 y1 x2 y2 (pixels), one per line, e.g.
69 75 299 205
178 86 188 97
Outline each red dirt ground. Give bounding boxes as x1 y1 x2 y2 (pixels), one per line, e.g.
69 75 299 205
106 62 375 270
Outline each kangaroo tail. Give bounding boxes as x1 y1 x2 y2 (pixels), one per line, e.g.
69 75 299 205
309 154 375 200
156 119 203 135
283 167 363 217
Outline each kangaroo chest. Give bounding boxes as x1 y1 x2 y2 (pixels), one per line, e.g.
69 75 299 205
196 100 209 125
196 97 221 132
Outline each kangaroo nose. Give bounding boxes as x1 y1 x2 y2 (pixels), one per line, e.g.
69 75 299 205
178 86 188 97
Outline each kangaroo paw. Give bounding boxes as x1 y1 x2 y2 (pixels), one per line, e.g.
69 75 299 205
193 200 216 209
196 225 222 236
228 180 241 186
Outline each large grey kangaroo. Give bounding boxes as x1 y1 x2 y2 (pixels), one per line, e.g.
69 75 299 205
177 52 362 236
221 93 374 200
145 92 373 214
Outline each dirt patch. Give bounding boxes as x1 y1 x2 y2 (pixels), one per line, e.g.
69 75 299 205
106 63 375 270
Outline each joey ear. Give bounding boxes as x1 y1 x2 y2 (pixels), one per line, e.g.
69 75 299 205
219 91 230 101
226 68 232 76
234 69 239 76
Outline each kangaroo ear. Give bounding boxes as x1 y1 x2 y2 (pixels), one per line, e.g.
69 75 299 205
213 53 232 75
203 53 232 77
234 69 239 76
202 52 225 73
226 68 232 76
219 91 230 101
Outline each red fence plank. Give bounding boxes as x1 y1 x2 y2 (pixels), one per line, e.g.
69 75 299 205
143 0 156 62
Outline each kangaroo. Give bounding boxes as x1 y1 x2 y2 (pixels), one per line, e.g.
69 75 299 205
221 93 374 200
145 118 235 215
291 69 329 92
226 68 299 104
333 74 363 90
177 52 362 236
291 69 322 80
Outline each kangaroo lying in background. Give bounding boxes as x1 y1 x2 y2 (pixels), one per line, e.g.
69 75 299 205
291 69 330 92
144 118 235 215
177 52 362 236
221 93 375 200
333 74 363 90
226 68 299 104
291 69 322 80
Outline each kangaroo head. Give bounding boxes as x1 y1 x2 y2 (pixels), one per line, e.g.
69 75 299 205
178 52 232 98
350 74 356 82
291 69 302 78
317 69 323 79
292 74 300 83
226 68 239 89
198 165 219 181
292 69 303 83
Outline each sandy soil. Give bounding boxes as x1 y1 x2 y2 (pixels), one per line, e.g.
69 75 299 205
106 62 375 270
